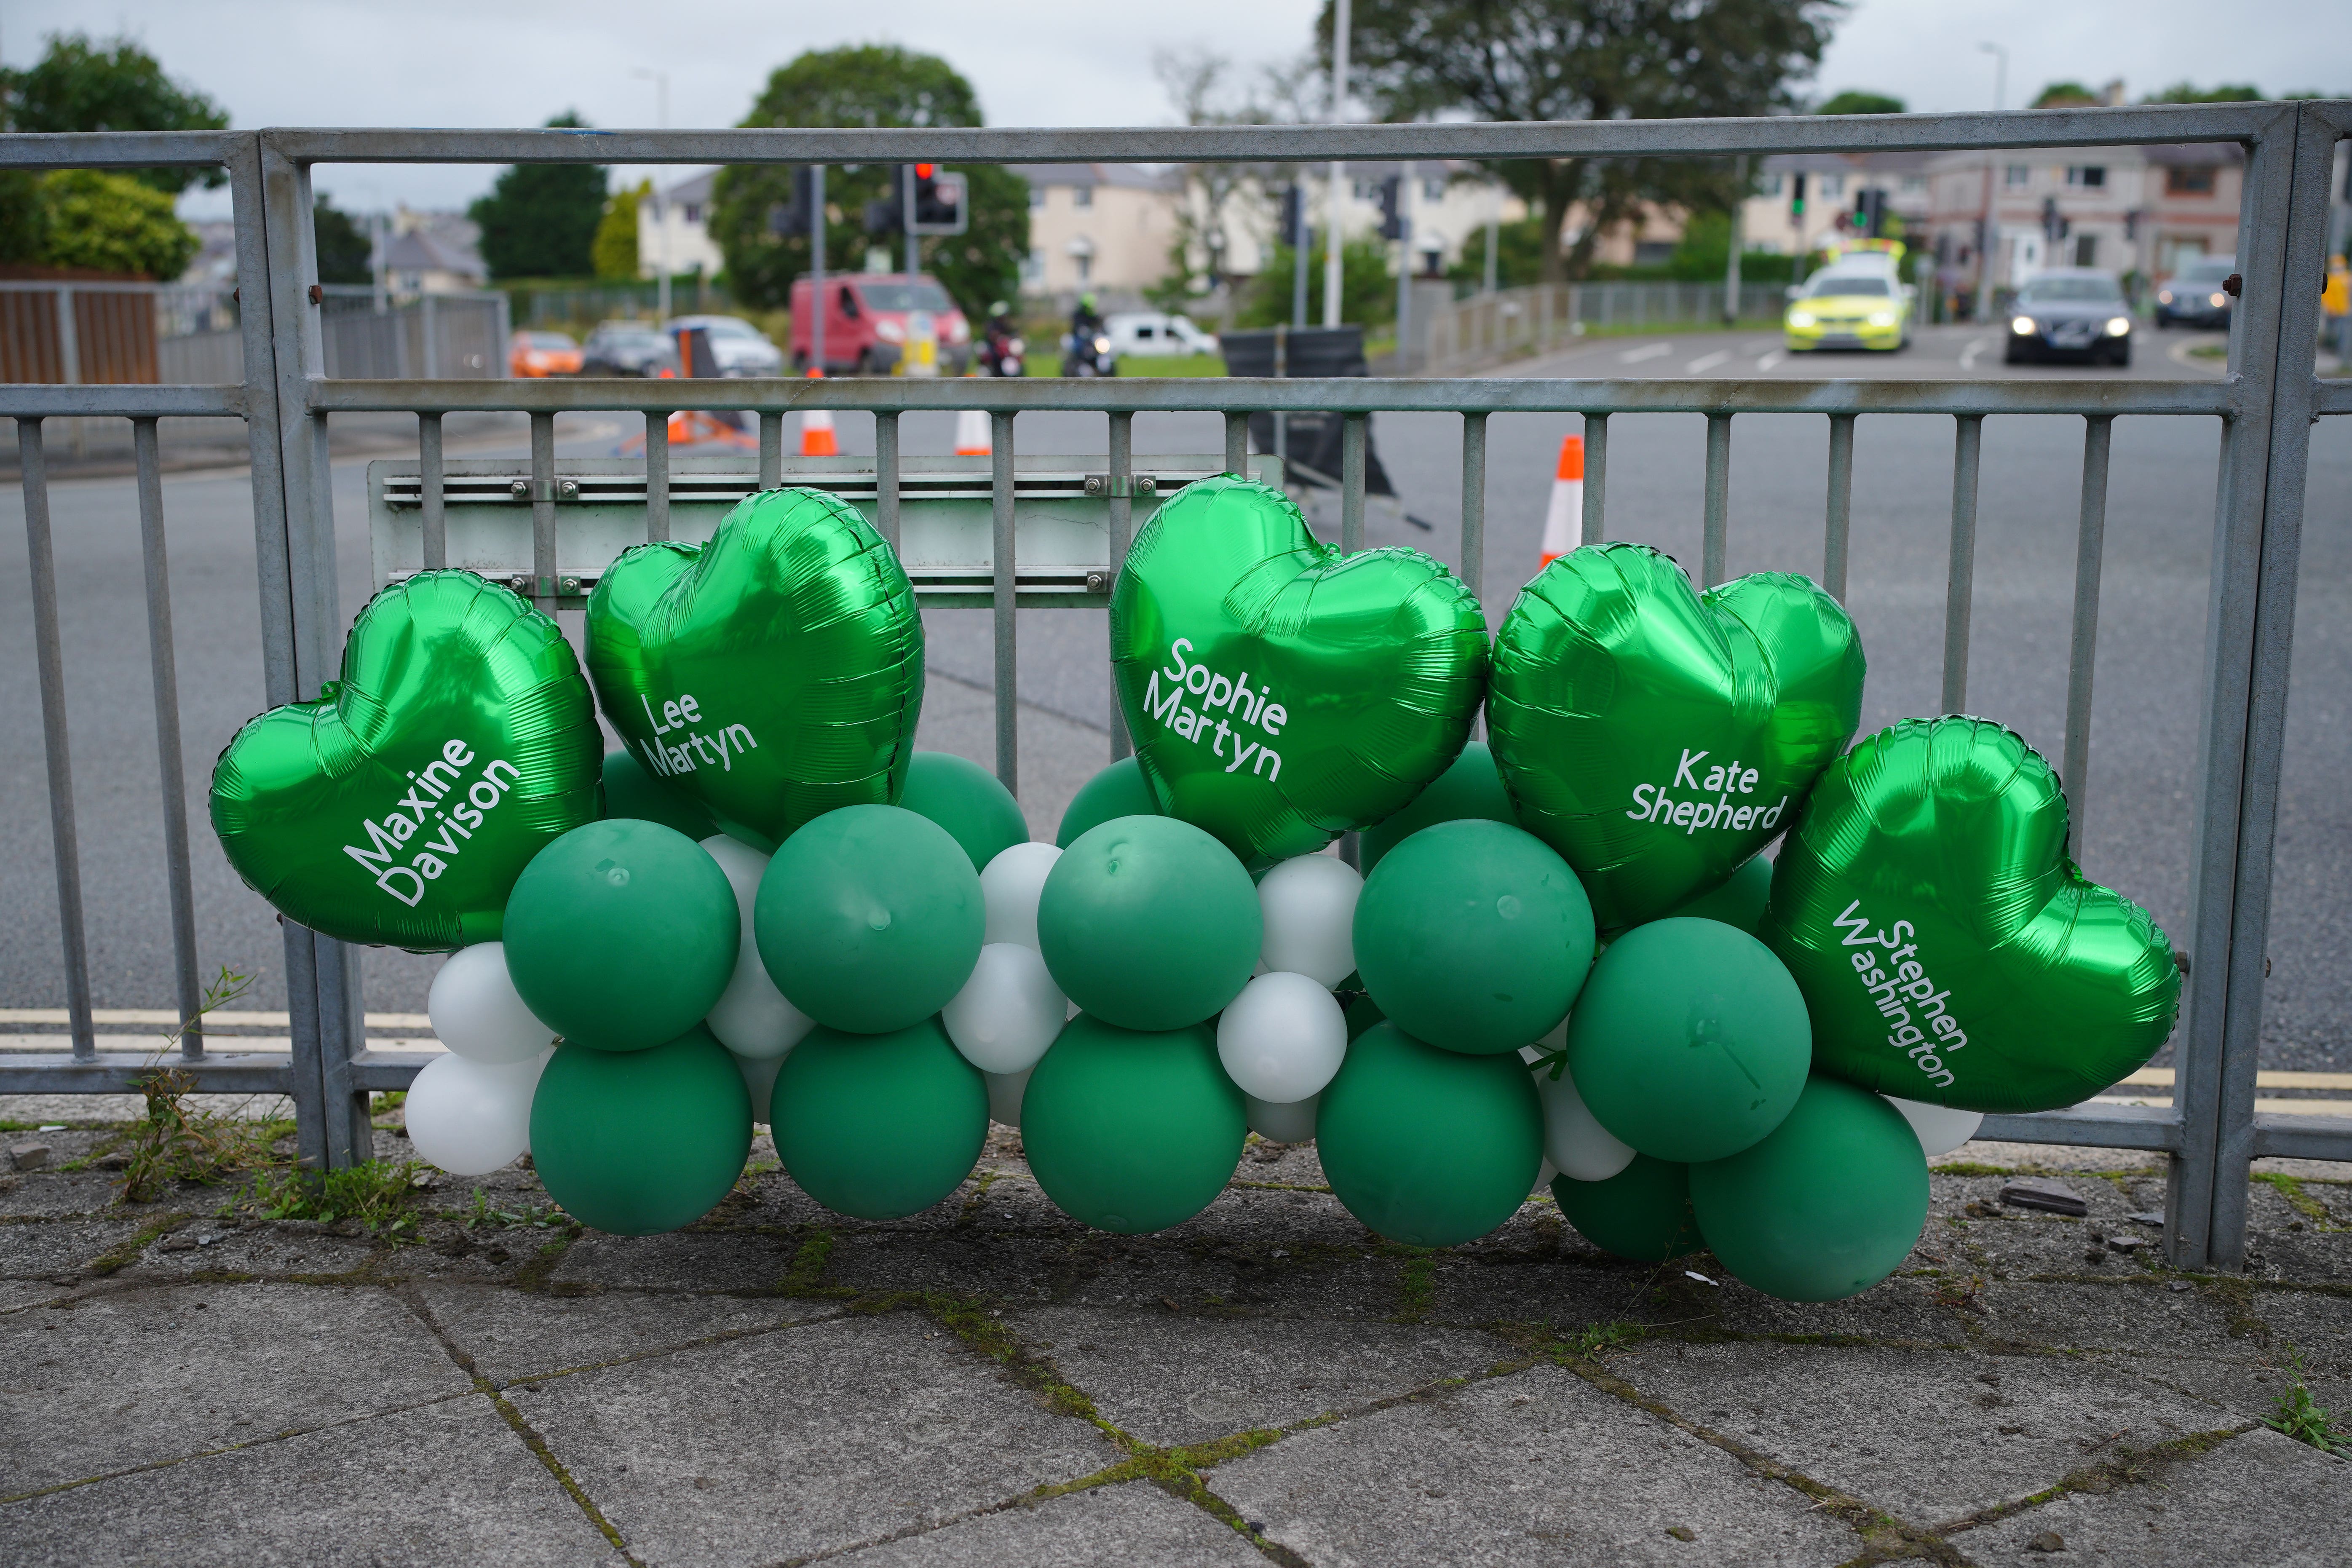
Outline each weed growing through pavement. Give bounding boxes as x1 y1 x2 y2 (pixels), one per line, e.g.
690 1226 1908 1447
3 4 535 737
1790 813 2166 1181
115 969 285 1202
2264 1348 2349 1455
1563 1319 1651 1359
462 1187 562 1230
252 1158 431 1240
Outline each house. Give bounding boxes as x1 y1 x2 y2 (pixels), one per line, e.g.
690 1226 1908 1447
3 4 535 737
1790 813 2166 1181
1742 151 1936 262
378 208 487 295
635 170 728 280
1010 163 1185 302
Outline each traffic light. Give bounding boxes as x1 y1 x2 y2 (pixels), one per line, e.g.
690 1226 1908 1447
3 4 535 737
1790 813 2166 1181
768 165 819 238
2040 195 2068 243
1279 182 1305 246
1853 187 1887 238
1790 172 1807 219
908 163 968 234
1376 174 1405 241
863 163 906 235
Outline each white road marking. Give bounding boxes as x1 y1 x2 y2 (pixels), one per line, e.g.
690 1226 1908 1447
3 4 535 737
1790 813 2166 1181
1686 349 1732 374
1756 351 1784 371
1958 336 1992 372
1617 341 1673 364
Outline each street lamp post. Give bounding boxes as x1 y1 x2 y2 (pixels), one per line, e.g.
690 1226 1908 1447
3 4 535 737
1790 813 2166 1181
633 68 671 324
1324 0 1351 327
1975 44 2007 325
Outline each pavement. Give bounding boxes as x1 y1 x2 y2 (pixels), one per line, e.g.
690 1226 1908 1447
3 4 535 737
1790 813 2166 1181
2 1115 2348 1567
5 319 2352 1081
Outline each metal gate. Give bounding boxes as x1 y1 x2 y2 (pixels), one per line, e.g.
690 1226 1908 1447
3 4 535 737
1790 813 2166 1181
5 102 2348 1270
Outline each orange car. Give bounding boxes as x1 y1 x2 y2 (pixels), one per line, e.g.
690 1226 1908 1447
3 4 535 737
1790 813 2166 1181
508 330 583 378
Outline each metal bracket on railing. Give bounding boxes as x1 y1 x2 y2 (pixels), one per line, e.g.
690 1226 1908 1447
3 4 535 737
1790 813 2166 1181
1084 474 1157 498
507 479 571 503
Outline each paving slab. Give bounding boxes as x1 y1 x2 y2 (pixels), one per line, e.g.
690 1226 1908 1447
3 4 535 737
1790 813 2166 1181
0 1276 68 1310
0 1282 469 1496
0 1171 125 1217
1421 1255 1675 1330
2120 1346 2352 1430
1704 1271 1971 1343
1607 1340 2237 1528
0 1217 155 1278
832 1480 1265 1567
549 1229 798 1292
1210 1362 1857 1567
824 1232 1076 1302
1968 1278 2244 1354
511 1308 1117 1566
418 1282 839 1384
0 1389 626 1567
1952 1426 2352 1566
117 1221 379 1280
1012 1304 1507 1447
2251 1287 2352 1368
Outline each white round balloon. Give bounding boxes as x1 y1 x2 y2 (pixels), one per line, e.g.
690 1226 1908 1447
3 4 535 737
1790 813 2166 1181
428 942 557 1065
1245 1092 1318 1144
1535 1155 1560 1196
1218 972 1348 1104
1883 1094 1984 1158
1257 854 1362 987
979 841 1062 951
942 943 1068 1074
699 834 770 924
404 1048 548 1176
705 932 814 1060
985 1066 1032 1129
1528 1022 1637 1182
733 1049 785 1125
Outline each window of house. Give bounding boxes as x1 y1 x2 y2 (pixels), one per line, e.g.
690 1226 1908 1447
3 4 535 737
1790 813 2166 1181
1074 253 1092 281
1021 249 1045 283
2004 164 2030 188
2066 166 2107 188
1072 185 1093 208
682 204 702 225
1819 174 1846 198
2167 165 2218 195
1028 186 1046 209
2074 233 2099 266
1421 178 1447 201
1352 179 1378 201
1758 172 1784 196
1901 175 1927 193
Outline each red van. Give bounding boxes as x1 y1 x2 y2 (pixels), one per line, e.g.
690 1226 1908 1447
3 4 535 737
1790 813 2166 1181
789 273 971 375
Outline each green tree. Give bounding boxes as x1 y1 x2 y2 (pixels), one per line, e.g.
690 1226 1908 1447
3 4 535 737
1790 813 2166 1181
38 169 199 277
2030 81 2102 108
468 112 607 280
1336 0 1842 283
708 45 1030 317
1237 235 1397 328
314 197 372 285
594 180 647 281
0 172 51 264
1445 213 1549 291
2141 82 2264 103
1817 89 1904 115
0 32 229 193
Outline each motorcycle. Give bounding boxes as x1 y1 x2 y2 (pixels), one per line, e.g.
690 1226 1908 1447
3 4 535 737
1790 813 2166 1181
981 328 1025 378
1061 329 1116 378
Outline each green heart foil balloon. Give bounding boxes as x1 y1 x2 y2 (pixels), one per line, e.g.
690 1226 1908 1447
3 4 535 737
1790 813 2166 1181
1761 716 2182 1115
586 487 923 851
1488 543 1864 935
1110 476 1490 865
209 571 600 950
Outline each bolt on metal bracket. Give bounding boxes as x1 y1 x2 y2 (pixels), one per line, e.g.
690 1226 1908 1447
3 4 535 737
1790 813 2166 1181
1083 474 1157 498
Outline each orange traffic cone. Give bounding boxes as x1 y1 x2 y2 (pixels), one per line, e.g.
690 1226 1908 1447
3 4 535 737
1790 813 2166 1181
954 408 991 457
1538 434 1584 568
800 368 838 457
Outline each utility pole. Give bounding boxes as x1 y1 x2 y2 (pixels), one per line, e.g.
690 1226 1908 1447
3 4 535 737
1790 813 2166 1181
1484 185 1501 295
903 163 919 276
810 165 827 375
1391 167 1414 368
1723 156 1746 326
633 68 671 323
1292 182 1311 329
1976 44 2007 326
1324 0 1351 327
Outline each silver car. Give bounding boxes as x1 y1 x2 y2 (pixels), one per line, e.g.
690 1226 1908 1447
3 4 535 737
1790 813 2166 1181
668 314 787 377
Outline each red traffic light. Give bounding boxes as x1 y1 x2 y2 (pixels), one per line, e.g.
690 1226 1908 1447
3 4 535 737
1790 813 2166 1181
915 163 935 179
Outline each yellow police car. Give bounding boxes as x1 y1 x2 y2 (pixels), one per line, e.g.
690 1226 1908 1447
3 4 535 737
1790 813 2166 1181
1783 270 1910 353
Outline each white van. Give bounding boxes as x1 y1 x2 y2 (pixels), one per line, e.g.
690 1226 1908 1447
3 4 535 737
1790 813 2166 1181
1105 312 1220 358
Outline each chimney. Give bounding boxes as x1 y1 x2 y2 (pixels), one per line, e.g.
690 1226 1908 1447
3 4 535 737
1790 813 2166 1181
2101 80 2127 107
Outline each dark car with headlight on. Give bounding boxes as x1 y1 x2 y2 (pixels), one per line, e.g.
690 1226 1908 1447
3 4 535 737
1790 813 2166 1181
2004 269 2134 367
2154 254 2235 330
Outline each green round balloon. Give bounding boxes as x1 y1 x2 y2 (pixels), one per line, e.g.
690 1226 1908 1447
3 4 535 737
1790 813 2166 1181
503 818 740 1051
530 1026 751 1234
1552 1155 1704 1262
1565 916 1811 1163
1666 853 1773 934
1037 816 1260 1030
1361 741 1517 873
897 750 1030 872
600 747 717 840
1690 1075 1929 1301
1056 756 1161 848
1021 1013 1245 1233
1352 819 1595 1055
771 1018 988 1219
1317 1021 1544 1247
755 805 985 1035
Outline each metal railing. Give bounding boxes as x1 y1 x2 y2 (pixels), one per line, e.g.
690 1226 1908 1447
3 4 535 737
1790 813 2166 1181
1421 280 1790 374
5 101 2347 1271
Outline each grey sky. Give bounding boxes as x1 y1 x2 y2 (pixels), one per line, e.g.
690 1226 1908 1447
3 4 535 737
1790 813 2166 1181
1 0 2342 215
